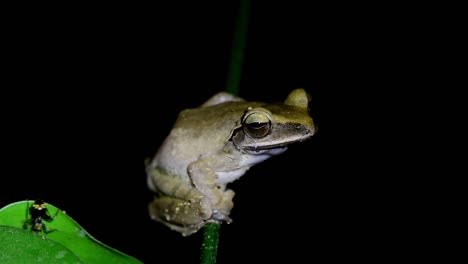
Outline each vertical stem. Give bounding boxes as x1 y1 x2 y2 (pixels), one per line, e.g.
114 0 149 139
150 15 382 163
200 222 221 264
200 1 250 264
225 0 251 96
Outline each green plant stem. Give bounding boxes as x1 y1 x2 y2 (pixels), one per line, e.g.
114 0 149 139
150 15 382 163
225 0 250 96
200 1 250 263
200 222 221 264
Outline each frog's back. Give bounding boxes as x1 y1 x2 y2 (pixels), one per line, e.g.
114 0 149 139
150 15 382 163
152 101 262 180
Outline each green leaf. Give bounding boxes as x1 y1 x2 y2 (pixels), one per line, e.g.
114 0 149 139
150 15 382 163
0 225 84 264
0 201 142 264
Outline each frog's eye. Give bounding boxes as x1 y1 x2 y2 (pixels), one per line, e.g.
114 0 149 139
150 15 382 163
243 112 271 138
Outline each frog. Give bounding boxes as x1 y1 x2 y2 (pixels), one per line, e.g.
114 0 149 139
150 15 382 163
146 88 316 236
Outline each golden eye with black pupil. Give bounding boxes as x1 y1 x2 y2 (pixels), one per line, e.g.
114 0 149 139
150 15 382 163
243 112 271 138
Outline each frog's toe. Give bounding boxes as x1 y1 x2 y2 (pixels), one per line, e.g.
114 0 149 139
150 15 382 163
212 210 233 224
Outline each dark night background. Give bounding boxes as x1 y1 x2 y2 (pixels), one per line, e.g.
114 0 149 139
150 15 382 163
1 1 445 263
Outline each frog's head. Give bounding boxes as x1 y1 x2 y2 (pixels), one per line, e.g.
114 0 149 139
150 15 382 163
231 88 316 154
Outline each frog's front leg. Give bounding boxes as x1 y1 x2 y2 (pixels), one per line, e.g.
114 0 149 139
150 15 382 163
188 157 238 222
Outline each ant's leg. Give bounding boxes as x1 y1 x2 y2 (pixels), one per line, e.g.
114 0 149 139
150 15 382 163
23 200 30 230
42 223 57 234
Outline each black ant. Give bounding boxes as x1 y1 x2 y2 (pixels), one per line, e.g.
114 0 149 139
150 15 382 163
23 199 59 238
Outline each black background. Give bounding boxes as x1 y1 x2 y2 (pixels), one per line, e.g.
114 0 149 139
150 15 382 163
0 1 443 263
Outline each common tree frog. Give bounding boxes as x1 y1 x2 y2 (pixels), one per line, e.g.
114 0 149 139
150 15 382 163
146 88 316 236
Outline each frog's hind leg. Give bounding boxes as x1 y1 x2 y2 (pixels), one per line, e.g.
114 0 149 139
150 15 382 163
148 167 213 218
148 196 207 236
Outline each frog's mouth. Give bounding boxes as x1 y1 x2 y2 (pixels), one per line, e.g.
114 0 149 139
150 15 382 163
242 135 311 151
243 144 288 155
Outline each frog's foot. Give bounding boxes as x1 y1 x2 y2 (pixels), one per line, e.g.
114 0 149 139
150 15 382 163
149 196 211 236
212 189 235 223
